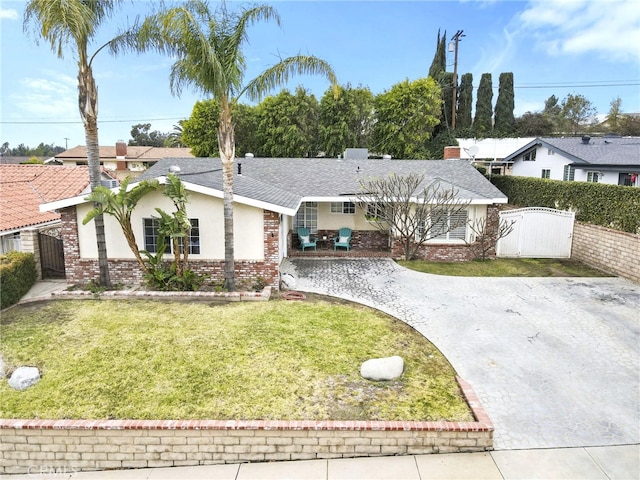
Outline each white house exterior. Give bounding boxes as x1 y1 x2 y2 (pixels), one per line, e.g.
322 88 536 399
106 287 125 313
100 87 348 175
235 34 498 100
41 157 508 288
506 136 640 186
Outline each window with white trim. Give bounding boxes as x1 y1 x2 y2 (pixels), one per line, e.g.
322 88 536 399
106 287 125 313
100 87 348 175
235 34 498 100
330 201 355 214
419 209 468 242
143 218 200 254
563 165 575 181
541 169 551 179
294 202 318 234
586 171 599 183
523 150 536 161
365 203 385 222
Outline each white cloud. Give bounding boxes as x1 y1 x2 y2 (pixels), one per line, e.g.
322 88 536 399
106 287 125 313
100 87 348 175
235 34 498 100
518 0 640 62
11 75 77 120
0 8 18 20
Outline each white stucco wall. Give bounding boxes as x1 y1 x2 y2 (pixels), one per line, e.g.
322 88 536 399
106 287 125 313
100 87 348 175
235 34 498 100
511 146 567 180
76 190 264 260
317 203 379 231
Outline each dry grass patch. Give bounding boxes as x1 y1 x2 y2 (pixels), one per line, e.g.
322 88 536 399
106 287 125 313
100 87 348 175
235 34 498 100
0 299 472 422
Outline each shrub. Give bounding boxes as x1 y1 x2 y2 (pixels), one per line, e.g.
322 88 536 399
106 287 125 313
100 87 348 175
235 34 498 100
0 252 37 309
491 176 640 233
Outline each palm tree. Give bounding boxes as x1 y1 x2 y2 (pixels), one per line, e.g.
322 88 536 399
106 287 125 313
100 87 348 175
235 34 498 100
83 178 159 273
122 0 337 291
24 0 125 287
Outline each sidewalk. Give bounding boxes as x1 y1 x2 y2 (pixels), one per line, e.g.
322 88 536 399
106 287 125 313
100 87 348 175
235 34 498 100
11 445 640 479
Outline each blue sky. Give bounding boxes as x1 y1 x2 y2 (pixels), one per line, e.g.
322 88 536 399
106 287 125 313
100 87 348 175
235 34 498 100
1 0 639 151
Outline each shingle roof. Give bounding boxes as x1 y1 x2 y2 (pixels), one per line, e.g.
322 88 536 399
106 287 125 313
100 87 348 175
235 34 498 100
505 136 640 166
55 146 193 160
0 165 92 232
139 157 507 211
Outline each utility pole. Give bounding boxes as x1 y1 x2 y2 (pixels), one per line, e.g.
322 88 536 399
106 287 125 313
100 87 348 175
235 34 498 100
449 30 464 130
64 137 70 150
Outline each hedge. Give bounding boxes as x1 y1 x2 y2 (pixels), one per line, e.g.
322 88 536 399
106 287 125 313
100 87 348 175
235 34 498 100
490 176 640 234
0 251 37 309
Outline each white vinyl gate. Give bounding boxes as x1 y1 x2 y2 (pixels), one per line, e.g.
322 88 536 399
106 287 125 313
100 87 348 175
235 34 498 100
496 207 575 258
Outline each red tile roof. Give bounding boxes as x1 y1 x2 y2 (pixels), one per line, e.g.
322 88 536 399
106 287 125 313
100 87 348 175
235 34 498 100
56 145 193 160
0 165 92 232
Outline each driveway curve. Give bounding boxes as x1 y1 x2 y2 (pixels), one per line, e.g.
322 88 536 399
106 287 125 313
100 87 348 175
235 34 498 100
281 258 640 451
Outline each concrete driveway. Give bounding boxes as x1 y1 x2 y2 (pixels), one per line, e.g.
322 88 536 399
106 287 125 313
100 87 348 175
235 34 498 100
281 258 640 451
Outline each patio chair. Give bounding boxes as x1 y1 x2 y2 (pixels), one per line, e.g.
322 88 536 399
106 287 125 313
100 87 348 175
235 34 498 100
333 227 352 251
297 227 317 251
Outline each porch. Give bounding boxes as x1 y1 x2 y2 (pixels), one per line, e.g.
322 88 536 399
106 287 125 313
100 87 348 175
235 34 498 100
287 229 392 258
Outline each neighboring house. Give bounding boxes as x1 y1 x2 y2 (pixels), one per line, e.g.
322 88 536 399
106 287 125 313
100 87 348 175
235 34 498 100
455 137 535 175
55 141 193 180
0 164 117 278
506 136 640 186
41 156 507 289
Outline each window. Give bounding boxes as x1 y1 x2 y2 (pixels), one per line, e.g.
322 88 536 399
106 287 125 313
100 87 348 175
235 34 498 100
420 209 468 242
523 150 536 161
541 169 551 179
547 149 555 155
294 202 318 233
563 165 575 181
0 232 21 254
330 201 355 214
618 173 632 186
143 218 200 254
365 203 385 221
587 171 599 183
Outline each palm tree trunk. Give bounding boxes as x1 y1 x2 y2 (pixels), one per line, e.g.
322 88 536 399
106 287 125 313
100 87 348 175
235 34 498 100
79 60 111 287
218 100 236 291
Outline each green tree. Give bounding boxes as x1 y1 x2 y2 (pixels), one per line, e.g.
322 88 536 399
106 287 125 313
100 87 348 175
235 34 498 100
165 120 185 148
83 177 159 273
428 29 447 80
605 97 622 133
619 114 640 136
456 73 473 132
256 87 319 157
515 112 555 136
125 0 336 290
473 73 493 138
493 72 515 135
181 99 221 157
372 77 442 159
232 103 260 157
129 123 169 147
24 0 125 287
560 94 597 134
319 83 375 157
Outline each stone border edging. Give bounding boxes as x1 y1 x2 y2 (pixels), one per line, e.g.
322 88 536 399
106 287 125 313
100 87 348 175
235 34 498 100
47 286 272 302
0 377 492 473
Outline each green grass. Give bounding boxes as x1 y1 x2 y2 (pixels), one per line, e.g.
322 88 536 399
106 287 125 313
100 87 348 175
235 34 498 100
0 299 472 422
397 258 611 277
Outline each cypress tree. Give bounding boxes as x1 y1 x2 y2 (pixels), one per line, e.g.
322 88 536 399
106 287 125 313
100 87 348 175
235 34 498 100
428 30 446 80
456 73 473 131
473 73 493 137
494 72 515 135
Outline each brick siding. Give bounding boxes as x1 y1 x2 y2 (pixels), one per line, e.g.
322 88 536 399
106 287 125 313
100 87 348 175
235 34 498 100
0 378 492 474
572 222 640 284
60 208 281 289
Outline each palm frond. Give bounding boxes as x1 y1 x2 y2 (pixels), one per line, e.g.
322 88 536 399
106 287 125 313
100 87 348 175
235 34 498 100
241 55 337 103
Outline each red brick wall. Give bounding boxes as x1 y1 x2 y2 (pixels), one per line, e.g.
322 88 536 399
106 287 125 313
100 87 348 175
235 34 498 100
60 208 281 289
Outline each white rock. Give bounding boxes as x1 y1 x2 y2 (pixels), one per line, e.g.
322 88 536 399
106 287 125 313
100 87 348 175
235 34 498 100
360 356 404 381
8 366 40 391
0 354 5 379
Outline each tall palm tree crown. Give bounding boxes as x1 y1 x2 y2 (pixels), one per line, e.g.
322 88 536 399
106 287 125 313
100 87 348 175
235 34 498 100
24 0 125 287
125 0 337 291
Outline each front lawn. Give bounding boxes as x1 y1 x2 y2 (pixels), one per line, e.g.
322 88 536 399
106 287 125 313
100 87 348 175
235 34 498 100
398 258 610 277
0 299 472 422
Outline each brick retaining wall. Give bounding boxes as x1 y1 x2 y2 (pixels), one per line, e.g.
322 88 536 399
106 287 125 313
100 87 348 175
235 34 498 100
572 222 640 284
0 378 492 474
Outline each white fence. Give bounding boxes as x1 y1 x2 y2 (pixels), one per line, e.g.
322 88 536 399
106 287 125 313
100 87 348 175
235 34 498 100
496 207 575 258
